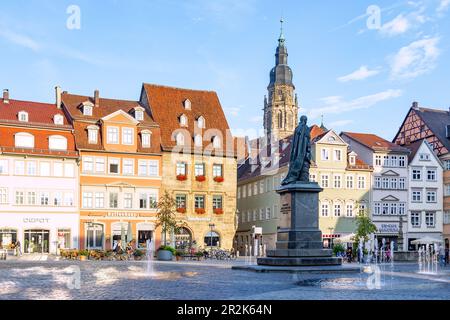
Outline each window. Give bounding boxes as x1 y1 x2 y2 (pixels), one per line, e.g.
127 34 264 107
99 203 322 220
194 134 202 147
382 177 389 189
141 131 151 147
83 105 93 116
122 128 134 145
53 162 63 177
426 169 437 181
57 229 71 249
321 148 329 160
15 132 34 148
49 136 67 150
357 176 366 189
109 159 120 174
390 178 398 190
40 192 49 205
176 194 186 209
86 223 104 249
253 183 258 195
399 178 406 190
123 159 134 175
213 136 221 148
64 163 75 177
375 177 381 188
212 195 223 209
321 175 329 188
195 163 205 176
176 132 185 146
334 175 341 188
375 155 382 166
346 176 354 189
195 195 205 209
390 156 398 167
383 155 389 166
0 160 8 174
27 191 36 205
259 208 264 220
179 115 188 126
411 212 420 227
148 161 158 176
398 156 406 167
139 193 148 209
18 111 28 122
334 203 342 217
83 157 94 173
412 168 422 180
94 193 105 208
420 153 430 161
445 184 450 196
15 191 24 205
321 203 329 217
176 162 187 176
390 203 397 215
412 190 422 202
64 193 74 206
135 110 144 121
374 203 381 215
107 127 119 144
184 99 191 110
349 155 356 165
425 212 435 227
197 116 205 128
444 211 450 224
310 174 317 182
334 149 342 161
27 161 37 176
53 192 62 206
14 161 25 175
213 164 223 177
265 207 271 220
382 203 389 215
426 190 437 203
124 193 133 209
0 188 7 204
82 192 93 208
259 181 264 194
109 193 118 208
149 194 158 209
88 129 98 144
346 203 353 217
95 158 105 173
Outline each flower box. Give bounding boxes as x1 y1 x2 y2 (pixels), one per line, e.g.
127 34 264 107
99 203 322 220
214 208 224 215
176 207 187 213
195 208 206 214
176 174 187 181
213 176 224 183
195 175 206 182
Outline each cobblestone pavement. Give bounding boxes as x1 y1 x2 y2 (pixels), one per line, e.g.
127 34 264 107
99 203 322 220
0 259 449 300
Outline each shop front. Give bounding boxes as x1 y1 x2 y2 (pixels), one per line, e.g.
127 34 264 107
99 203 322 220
0 213 79 254
375 222 400 251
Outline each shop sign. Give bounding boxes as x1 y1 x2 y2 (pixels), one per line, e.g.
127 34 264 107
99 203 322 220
377 223 399 234
187 217 211 222
107 212 139 218
23 218 50 224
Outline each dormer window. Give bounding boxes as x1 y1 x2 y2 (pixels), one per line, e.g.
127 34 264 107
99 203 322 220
184 99 191 110
49 135 68 151
141 130 151 148
212 136 221 148
87 125 99 144
349 156 356 165
179 114 188 127
81 102 94 116
176 132 185 146
194 134 202 147
54 114 64 125
18 111 28 122
15 132 34 148
134 107 145 121
197 116 205 129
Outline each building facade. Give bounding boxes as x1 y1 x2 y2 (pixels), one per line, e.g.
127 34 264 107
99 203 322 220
61 90 162 251
404 140 443 250
341 132 410 251
0 89 79 254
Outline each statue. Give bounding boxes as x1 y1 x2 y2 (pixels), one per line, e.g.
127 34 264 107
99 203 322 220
281 115 311 185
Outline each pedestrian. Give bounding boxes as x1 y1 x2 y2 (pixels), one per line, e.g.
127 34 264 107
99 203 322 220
346 247 353 263
15 240 22 256
438 245 446 267
445 247 449 265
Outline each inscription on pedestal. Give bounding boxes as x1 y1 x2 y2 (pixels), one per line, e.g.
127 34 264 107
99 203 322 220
278 193 291 229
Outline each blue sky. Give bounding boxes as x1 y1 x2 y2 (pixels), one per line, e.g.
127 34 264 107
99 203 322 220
0 0 449 141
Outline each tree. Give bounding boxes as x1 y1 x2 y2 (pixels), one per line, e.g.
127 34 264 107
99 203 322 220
354 211 377 249
156 191 185 246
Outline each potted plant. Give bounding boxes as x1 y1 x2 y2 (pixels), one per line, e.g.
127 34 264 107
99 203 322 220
213 208 224 215
176 207 187 214
156 191 186 261
176 174 187 181
133 249 144 260
195 251 204 261
213 176 224 183
195 175 206 182
332 243 346 257
195 208 205 214
175 250 184 261
79 249 89 261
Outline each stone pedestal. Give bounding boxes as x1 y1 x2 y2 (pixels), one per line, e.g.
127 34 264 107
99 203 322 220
257 182 342 266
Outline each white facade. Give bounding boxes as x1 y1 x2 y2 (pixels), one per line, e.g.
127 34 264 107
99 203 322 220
406 141 443 250
0 155 79 253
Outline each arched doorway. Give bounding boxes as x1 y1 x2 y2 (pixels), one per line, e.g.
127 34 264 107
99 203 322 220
204 231 220 248
175 227 192 250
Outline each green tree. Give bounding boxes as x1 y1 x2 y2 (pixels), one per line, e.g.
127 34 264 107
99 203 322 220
156 191 185 246
354 211 377 249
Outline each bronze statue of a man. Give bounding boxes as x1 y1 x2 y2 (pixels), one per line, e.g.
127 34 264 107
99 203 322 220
281 115 311 185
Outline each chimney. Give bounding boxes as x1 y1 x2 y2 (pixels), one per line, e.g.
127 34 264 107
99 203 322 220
2 89 9 104
55 86 62 109
94 90 100 107
412 101 419 109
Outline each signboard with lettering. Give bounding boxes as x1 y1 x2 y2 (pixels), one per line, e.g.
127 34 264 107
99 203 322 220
376 223 399 234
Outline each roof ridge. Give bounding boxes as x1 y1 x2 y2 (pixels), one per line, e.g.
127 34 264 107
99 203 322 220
143 83 217 94
1 98 54 106
418 106 449 113
63 92 139 104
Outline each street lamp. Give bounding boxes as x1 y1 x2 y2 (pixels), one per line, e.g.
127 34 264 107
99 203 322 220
208 223 215 251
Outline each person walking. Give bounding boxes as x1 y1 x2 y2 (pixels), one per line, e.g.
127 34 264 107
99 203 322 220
15 240 22 256
439 245 446 267
445 247 449 265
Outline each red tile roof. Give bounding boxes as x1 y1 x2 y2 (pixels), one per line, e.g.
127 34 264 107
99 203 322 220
341 132 409 153
141 84 235 156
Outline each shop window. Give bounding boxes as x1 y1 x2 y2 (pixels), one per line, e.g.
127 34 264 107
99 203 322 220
86 223 104 249
204 231 220 247
0 229 17 249
57 229 71 249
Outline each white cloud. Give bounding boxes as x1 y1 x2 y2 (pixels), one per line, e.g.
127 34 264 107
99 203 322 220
307 89 403 119
437 0 450 13
0 29 40 51
337 66 380 82
329 120 354 128
379 7 428 37
389 37 440 80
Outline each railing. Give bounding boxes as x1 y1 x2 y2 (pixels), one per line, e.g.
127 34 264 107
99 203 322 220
0 146 78 157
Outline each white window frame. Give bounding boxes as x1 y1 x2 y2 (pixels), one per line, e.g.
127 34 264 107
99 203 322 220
108 158 120 175
107 126 119 144
49 135 68 151
122 127 134 145
122 159 134 176
14 132 34 148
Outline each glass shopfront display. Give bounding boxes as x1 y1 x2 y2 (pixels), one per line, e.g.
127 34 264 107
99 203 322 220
24 229 50 253
86 223 104 249
175 227 192 249
0 229 17 249
57 229 71 249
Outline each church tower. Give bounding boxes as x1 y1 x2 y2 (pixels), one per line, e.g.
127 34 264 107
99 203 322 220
263 19 298 142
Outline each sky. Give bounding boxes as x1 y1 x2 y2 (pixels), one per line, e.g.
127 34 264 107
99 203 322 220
0 0 449 141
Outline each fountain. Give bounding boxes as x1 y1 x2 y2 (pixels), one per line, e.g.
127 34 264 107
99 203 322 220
358 237 364 264
418 244 439 275
145 239 156 277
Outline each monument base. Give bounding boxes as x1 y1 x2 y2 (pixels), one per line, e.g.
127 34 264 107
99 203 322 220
256 182 342 267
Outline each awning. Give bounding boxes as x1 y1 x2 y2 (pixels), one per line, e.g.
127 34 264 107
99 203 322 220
334 233 356 243
411 236 443 245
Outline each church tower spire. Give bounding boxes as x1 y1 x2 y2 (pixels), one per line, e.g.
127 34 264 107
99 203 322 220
263 18 298 142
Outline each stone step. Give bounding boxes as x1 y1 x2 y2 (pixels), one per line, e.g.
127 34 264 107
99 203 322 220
276 240 324 250
266 249 333 257
257 256 342 266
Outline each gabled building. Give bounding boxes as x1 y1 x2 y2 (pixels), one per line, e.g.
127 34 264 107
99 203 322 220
140 84 238 250
393 102 450 249
0 89 79 254
403 139 443 250
341 132 410 251
61 89 162 251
